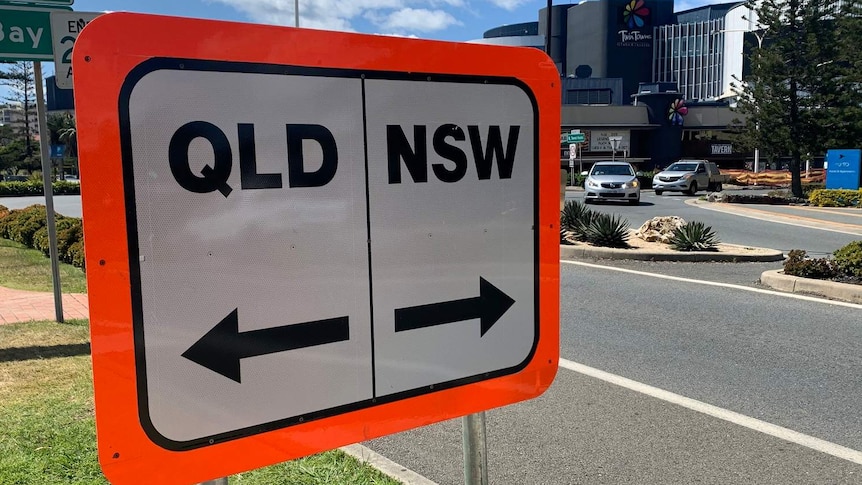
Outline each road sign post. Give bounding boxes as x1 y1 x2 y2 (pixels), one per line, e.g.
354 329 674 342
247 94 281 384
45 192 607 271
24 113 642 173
609 135 622 162
74 12 560 484
1 4 68 322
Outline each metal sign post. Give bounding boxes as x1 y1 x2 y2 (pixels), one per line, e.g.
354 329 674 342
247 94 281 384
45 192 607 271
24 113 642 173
463 412 489 485
34 61 64 322
609 135 622 163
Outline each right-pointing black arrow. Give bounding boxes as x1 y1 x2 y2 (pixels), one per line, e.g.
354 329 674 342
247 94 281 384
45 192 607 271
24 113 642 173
394 277 515 337
182 309 350 383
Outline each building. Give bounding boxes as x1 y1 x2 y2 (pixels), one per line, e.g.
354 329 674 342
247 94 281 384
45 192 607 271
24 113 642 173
472 0 776 171
0 103 40 140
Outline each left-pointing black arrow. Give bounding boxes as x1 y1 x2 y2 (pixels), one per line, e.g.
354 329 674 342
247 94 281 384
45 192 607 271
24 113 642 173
181 309 349 383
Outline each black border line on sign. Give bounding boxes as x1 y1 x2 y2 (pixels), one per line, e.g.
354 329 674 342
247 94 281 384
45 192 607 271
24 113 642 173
118 57 541 452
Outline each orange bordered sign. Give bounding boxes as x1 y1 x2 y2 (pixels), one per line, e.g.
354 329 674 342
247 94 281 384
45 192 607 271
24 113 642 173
74 12 560 484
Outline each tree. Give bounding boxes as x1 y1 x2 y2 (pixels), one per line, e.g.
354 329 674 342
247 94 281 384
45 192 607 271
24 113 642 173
731 0 857 197
1 62 37 167
47 112 77 157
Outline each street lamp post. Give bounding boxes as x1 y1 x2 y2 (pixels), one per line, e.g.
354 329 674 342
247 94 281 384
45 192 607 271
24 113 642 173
720 26 767 178
294 0 299 27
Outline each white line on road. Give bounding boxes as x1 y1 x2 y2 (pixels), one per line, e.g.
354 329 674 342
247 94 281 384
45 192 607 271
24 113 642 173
688 200 862 236
562 260 862 310
559 358 862 465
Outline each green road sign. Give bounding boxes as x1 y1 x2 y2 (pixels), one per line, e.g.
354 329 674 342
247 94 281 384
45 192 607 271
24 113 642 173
567 133 585 143
0 1 73 6
0 6 55 60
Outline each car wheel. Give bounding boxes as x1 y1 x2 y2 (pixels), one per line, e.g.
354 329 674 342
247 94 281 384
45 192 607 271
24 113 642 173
584 198 593 204
628 198 639 205
654 189 662 195
687 181 697 195
715 183 723 192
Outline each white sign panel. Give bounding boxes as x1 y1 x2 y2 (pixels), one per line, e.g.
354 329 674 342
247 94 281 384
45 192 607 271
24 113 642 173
590 130 630 152
50 11 100 89
121 60 538 449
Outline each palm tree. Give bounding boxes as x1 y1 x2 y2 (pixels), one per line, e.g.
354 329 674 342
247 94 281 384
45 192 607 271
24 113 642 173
58 123 77 158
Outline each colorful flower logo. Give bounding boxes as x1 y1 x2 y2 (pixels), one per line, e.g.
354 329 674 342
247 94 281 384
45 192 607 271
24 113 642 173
623 0 650 29
668 99 688 125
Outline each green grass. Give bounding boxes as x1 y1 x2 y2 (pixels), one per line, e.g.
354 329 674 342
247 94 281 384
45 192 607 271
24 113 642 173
0 238 88 293
0 321 402 484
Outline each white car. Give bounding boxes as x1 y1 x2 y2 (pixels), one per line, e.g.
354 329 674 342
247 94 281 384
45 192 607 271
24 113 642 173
582 161 640 205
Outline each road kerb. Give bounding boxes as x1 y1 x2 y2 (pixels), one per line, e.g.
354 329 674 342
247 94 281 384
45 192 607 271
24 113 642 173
760 270 862 304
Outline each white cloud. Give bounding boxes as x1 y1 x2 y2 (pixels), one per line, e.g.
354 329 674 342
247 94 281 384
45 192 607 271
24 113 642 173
382 8 462 32
485 0 528 11
211 0 465 34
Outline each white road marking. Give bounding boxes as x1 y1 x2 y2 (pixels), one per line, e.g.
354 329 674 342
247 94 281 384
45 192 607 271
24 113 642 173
559 358 862 465
562 260 862 310
688 200 862 236
341 444 440 485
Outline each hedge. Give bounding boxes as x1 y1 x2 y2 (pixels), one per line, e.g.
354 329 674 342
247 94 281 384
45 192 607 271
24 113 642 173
808 188 862 207
0 204 86 270
0 180 81 196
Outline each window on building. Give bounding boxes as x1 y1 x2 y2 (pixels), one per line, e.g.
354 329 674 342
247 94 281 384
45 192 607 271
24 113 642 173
566 89 613 105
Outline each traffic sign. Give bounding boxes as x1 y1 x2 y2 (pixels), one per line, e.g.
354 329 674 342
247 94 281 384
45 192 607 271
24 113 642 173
567 133 585 143
0 5 54 60
0 0 73 6
73 12 560 484
50 11 100 89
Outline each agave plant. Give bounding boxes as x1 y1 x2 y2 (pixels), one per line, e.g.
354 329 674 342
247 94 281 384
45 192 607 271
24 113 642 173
669 221 720 251
584 212 630 248
560 200 595 242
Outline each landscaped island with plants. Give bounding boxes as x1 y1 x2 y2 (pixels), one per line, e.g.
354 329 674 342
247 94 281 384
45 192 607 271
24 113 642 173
559 200 862 288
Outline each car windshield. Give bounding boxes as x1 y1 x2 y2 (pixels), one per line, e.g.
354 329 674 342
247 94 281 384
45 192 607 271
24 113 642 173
666 163 698 171
591 165 633 176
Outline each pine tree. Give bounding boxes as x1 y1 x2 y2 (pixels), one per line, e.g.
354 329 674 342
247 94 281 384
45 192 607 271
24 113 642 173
1 62 39 169
731 0 856 197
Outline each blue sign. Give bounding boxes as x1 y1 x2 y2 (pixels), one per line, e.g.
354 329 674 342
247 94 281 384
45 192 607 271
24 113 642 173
825 149 861 190
50 144 65 158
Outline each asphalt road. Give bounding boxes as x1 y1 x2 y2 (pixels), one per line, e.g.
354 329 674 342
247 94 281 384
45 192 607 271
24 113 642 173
362 194 862 484
365 261 862 484
0 194 83 218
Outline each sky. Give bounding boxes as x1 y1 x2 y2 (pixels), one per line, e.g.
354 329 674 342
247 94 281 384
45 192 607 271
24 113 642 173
67 0 713 42
2 0 713 96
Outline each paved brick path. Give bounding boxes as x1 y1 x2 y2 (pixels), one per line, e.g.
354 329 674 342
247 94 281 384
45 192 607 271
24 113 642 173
0 286 89 324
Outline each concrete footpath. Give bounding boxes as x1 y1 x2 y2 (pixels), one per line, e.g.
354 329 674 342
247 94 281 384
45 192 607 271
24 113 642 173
0 285 88 324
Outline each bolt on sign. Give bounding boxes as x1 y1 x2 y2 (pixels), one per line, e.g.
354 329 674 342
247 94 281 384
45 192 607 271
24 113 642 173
73 12 560 484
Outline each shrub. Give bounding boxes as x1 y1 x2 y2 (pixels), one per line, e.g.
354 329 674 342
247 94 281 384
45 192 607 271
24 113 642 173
0 204 86 271
568 172 586 187
5 205 48 247
808 189 862 207
783 249 838 279
67 240 86 269
721 194 806 205
583 212 630 248
669 221 720 251
31 217 78 259
560 200 597 242
833 241 862 279
0 180 81 196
